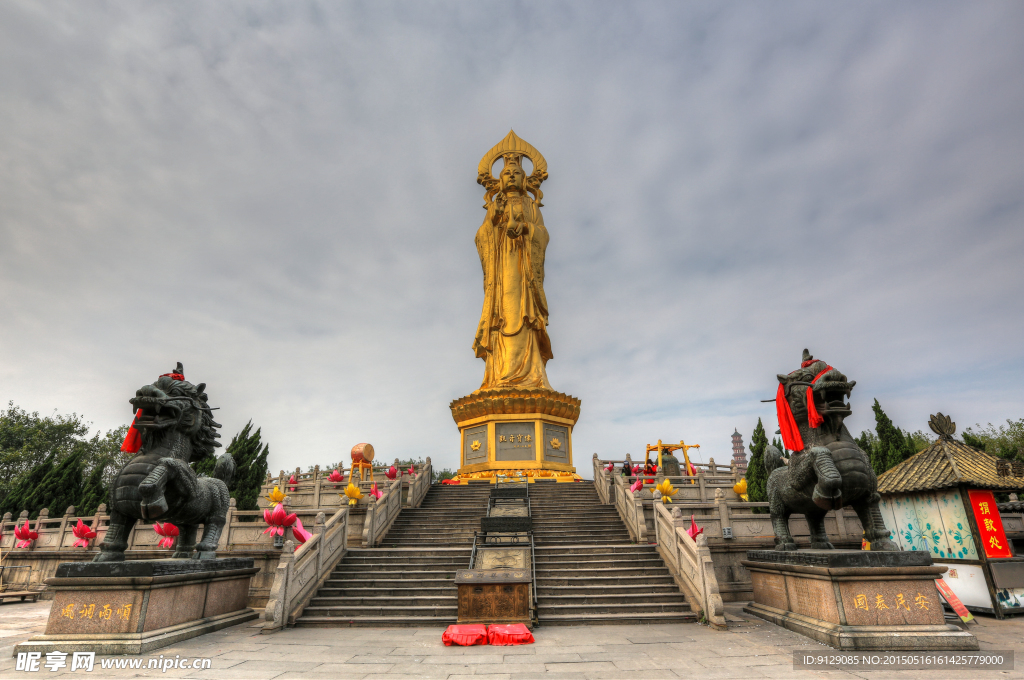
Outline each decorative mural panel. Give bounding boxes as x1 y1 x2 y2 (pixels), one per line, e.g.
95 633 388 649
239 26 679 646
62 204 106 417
463 425 488 465
542 424 569 463
494 422 536 461
890 495 929 552
912 493 954 559
934 489 977 559
877 496 904 550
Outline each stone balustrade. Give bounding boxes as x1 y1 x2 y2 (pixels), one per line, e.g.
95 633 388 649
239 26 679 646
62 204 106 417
257 459 432 511
262 505 349 632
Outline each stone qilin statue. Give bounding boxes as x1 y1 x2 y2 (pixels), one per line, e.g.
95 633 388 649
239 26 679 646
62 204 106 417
473 130 552 391
765 350 897 552
95 363 234 561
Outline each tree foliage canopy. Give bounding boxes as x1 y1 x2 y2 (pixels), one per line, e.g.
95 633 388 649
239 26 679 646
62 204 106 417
746 418 769 510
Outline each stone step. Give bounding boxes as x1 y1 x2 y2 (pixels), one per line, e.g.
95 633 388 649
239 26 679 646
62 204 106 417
309 595 455 607
536 575 676 587
333 565 467 575
539 593 687 608
537 601 688 616
536 584 681 596
344 548 470 557
317 586 458 598
537 611 696 626
322 578 454 590
535 549 660 560
534 558 667 569
301 604 457 618
295 615 455 628
536 566 673 578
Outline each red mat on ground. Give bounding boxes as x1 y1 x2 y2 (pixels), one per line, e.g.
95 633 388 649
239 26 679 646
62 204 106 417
442 624 488 646
486 624 535 646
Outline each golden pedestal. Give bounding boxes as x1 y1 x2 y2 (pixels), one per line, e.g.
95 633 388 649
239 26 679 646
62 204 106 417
451 388 581 482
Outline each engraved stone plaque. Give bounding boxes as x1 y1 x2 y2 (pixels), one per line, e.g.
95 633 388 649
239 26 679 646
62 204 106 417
543 424 569 463
495 422 536 461
477 548 529 570
463 425 488 465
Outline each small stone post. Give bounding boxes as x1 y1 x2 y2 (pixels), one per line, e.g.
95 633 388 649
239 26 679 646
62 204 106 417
715 488 732 538
59 505 75 549
218 498 237 550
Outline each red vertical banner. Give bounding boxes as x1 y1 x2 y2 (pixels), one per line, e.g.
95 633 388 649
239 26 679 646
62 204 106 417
968 489 1013 558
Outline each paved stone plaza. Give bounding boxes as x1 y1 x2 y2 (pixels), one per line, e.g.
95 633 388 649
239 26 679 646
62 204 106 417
1 602 1022 679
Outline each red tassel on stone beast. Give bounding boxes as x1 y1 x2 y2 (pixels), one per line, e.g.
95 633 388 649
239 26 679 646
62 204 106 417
120 364 185 453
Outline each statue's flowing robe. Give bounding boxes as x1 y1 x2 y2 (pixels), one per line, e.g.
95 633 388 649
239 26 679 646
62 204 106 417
473 192 553 390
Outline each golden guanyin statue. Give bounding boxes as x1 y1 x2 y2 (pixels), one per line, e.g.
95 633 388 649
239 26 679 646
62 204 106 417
473 131 552 390
450 131 581 482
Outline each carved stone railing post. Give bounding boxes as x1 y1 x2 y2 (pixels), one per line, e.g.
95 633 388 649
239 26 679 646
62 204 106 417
715 489 732 538
708 458 717 475
697 471 707 502
218 498 237 550
312 466 322 508
263 540 295 631
362 496 377 547
313 511 326 576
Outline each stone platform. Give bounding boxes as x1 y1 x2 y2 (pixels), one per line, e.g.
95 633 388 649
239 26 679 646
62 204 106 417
14 558 259 656
742 550 978 651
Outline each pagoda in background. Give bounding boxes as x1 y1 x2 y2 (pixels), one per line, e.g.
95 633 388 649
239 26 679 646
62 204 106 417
731 428 747 474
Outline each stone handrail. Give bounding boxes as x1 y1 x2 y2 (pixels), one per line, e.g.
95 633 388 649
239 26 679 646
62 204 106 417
262 505 349 632
0 500 345 554
403 459 432 508
593 454 742 504
612 475 647 543
362 476 403 547
653 502 726 630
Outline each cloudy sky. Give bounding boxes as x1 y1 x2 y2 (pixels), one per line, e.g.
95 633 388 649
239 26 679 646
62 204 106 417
2 2 1022 477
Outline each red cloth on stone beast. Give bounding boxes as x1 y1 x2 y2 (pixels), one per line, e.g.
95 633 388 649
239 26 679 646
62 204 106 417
487 624 535 646
775 364 833 452
441 624 488 646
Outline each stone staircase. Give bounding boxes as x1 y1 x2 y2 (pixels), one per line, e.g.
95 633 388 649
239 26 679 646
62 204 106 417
530 482 695 625
294 484 489 627
294 481 693 627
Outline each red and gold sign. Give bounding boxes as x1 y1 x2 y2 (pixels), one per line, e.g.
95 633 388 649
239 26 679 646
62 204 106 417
968 489 1012 558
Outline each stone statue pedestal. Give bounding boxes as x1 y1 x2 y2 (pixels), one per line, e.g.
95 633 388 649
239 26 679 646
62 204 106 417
742 550 977 650
451 388 580 480
15 558 259 656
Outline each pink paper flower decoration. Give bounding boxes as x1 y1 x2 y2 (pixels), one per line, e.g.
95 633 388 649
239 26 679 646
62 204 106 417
604 462 614 472
262 503 298 537
327 469 344 484
71 519 97 548
369 483 383 500
629 479 644 494
291 517 312 551
153 522 179 549
385 465 398 480
14 522 38 548
288 474 297 491
407 466 415 476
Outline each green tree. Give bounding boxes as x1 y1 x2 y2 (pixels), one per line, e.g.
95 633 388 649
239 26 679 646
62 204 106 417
746 419 769 511
1 453 56 518
0 402 90 506
225 422 270 511
871 399 914 473
855 430 877 466
77 463 108 516
433 468 457 483
962 419 1024 462
1 448 85 519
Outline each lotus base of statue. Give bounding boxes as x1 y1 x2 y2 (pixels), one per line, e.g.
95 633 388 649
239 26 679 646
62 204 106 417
451 387 581 481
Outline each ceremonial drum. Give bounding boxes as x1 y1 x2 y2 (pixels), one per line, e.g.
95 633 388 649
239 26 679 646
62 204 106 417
351 443 374 464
